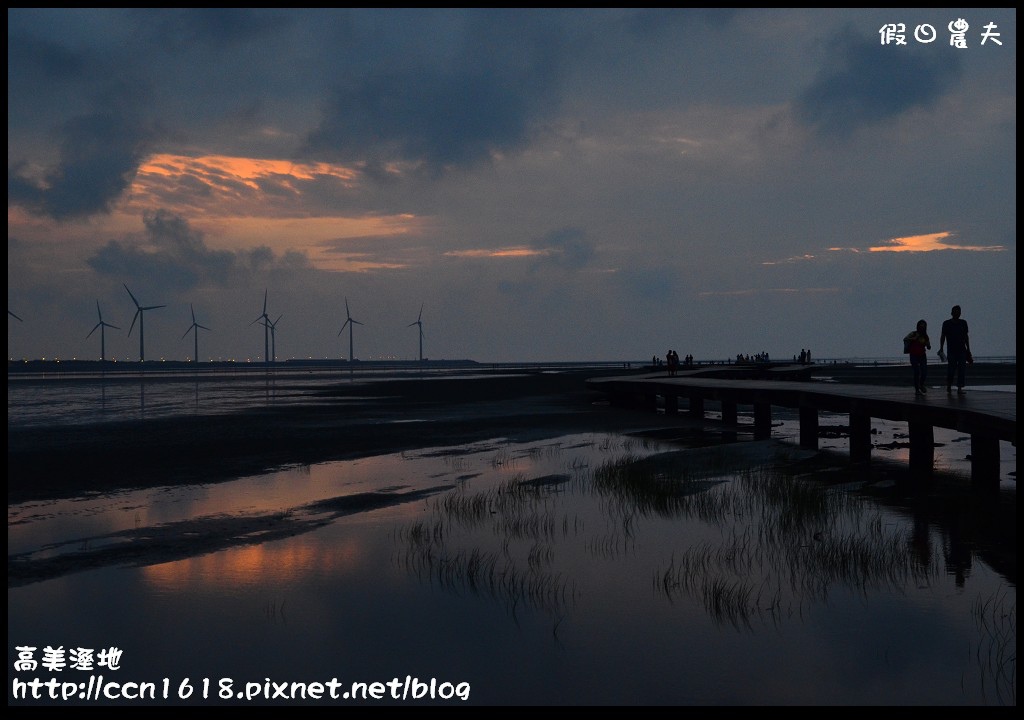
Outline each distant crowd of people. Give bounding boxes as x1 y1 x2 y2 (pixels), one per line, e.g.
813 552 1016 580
736 351 772 364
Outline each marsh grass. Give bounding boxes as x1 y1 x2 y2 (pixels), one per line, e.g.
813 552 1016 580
655 464 946 626
591 451 726 519
970 589 1017 705
397 472 585 616
396 431 1001 654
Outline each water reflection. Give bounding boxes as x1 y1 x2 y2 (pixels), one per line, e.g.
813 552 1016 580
8 431 1016 706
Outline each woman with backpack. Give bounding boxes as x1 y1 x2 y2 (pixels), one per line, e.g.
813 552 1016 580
904 319 932 395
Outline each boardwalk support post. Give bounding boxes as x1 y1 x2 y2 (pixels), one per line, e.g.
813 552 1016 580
908 421 934 484
754 402 771 440
689 393 704 420
970 434 1000 493
849 412 872 464
665 393 678 415
799 406 818 450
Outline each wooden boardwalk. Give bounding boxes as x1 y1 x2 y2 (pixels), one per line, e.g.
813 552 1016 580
586 369 1016 491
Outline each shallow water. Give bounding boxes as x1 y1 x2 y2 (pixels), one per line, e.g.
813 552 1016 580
8 427 1016 706
7 366 440 428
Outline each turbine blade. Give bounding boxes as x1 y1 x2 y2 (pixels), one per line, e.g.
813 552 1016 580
182 326 193 340
124 284 141 308
197 324 211 331
96 300 103 321
128 309 140 336
87 322 101 338
8 311 23 321
191 304 196 323
143 304 166 311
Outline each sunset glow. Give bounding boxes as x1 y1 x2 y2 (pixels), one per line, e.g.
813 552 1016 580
444 247 550 259
868 232 1005 253
7 8 1015 361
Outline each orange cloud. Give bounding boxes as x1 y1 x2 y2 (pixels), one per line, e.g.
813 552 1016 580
868 232 1004 252
128 154 360 219
698 287 840 298
444 247 550 259
142 153 358 187
119 153 431 271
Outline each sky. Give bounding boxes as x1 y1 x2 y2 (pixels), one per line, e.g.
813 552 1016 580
7 8 1016 363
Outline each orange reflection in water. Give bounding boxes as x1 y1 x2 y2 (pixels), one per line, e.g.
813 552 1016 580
141 533 366 591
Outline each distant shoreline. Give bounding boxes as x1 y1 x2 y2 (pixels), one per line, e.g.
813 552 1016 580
7 362 1015 505
7 356 1016 378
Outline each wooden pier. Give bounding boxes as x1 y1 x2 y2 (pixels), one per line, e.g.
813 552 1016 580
586 370 1016 492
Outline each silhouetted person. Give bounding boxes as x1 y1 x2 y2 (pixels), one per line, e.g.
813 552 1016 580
938 305 971 393
904 319 931 395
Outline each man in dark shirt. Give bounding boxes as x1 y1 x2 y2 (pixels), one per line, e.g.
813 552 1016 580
938 305 971 393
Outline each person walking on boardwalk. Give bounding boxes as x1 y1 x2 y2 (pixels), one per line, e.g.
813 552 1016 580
903 319 931 395
666 349 679 376
938 305 971 393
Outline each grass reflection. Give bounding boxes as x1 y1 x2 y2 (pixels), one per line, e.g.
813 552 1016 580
393 430 1013 709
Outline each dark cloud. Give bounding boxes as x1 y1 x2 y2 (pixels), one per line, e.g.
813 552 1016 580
86 209 305 293
795 29 962 138
532 227 595 271
619 8 738 38
302 11 565 172
617 265 678 302
134 8 291 51
6 32 87 87
8 110 154 220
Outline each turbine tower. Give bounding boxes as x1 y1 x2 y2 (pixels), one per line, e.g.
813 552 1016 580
409 304 425 361
87 301 120 362
250 290 270 364
182 303 211 362
268 314 282 363
124 284 166 362
338 297 363 362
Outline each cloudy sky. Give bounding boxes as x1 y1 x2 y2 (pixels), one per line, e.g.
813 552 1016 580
7 9 1016 363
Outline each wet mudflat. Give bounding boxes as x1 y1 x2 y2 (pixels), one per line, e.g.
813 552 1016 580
8 366 1016 706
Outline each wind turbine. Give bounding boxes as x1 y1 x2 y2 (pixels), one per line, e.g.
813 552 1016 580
253 312 282 362
267 314 282 362
338 297 363 362
250 289 270 364
409 304 425 361
87 301 120 361
182 303 211 362
124 284 166 362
